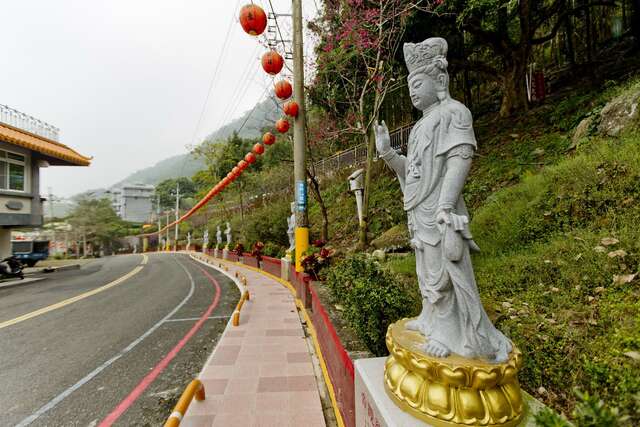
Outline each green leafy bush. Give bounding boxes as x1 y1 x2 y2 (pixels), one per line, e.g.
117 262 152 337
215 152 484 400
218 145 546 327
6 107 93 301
535 388 631 427
324 254 418 356
262 242 285 258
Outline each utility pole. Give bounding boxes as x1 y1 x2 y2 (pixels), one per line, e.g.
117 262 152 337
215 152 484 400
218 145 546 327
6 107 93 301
165 212 170 251
174 182 180 251
292 0 309 272
48 187 56 256
156 194 161 252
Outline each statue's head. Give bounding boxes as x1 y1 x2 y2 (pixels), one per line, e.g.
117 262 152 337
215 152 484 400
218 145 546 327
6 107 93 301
403 37 449 111
290 202 295 214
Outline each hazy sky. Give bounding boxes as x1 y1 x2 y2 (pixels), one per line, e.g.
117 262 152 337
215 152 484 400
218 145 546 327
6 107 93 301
2 0 318 197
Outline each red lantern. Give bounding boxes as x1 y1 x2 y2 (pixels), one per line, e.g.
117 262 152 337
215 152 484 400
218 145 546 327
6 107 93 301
239 4 267 36
253 143 265 155
262 51 284 75
245 152 257 164
262 132 276 146
227 172 235 181
283 101 299 117
275 118 290 133
232 166 241 177
238 159 248 170
274 80 292 100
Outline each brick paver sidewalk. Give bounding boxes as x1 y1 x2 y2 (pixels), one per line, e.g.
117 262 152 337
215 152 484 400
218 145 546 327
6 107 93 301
182 256 327 427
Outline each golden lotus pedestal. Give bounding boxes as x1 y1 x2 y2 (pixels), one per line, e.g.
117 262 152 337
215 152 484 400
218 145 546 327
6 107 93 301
384 318 525 427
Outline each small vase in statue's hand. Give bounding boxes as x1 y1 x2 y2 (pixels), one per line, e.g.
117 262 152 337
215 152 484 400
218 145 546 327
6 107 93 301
374 120 392 155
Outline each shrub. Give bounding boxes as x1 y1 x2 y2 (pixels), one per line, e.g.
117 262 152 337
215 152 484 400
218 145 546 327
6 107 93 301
324 254 418 356
301 239 334 280
232 242 244 255
262 242 285 258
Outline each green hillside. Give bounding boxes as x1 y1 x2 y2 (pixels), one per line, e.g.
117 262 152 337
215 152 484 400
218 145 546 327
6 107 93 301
113 96 280 187
187 76 640 424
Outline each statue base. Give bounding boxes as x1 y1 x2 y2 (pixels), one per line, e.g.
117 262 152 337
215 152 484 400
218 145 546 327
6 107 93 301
222 248 229 260
384 318 525 427
281 257 291 281
214 248 220 258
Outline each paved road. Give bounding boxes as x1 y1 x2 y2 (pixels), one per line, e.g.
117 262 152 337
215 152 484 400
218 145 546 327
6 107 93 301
0 253 239 426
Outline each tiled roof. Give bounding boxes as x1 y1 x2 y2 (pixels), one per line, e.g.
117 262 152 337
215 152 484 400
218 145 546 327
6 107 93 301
0 123 91 166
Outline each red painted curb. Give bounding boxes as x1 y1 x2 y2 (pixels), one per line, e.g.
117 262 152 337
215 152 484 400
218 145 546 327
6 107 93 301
98 262 222 426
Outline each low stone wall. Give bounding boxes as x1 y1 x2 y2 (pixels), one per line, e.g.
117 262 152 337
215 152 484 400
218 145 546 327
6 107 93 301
226 252 239 262
309 282 356 427
261 256 281 278
290 269 312 309
241 253 260 268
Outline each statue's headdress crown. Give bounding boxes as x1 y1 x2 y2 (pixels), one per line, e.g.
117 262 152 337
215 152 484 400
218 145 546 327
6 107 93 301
403 37 448 76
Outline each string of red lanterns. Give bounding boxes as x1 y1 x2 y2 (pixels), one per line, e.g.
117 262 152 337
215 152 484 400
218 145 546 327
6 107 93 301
146 137 274 236
142 3 295 237
239 4 294 144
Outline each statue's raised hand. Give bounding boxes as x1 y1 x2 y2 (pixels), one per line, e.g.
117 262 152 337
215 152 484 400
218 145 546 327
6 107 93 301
374 120 391 155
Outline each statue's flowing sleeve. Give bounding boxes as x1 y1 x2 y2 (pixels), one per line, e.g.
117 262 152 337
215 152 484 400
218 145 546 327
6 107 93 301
437 102 477 211
380 149 406 191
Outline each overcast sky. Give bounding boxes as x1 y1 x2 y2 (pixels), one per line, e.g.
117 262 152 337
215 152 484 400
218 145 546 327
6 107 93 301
2 0 318 198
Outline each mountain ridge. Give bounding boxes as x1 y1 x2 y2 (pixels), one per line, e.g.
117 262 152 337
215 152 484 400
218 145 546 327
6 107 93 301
108 95 281 189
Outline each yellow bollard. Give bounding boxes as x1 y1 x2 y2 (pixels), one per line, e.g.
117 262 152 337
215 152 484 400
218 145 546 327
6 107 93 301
164 379 205 427
232 310 240 326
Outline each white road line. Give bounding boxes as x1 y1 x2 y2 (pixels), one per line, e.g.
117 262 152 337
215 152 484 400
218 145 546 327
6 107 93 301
16 256 195 427
164 315 230 322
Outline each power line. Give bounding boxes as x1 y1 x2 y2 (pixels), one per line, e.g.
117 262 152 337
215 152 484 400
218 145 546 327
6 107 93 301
178 0 242 177
213 44 263 133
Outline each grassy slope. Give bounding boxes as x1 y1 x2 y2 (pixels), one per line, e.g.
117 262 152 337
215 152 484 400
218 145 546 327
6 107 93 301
215 77 640 420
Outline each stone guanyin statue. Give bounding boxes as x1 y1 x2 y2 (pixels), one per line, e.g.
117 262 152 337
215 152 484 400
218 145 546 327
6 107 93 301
225 222 232 247
375 37 512 363
216 225 222 247
287 202 295 252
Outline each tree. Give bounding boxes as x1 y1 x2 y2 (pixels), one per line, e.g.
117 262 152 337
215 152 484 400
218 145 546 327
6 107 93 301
310 0 431 247
436 0 618 116
67 198 128 254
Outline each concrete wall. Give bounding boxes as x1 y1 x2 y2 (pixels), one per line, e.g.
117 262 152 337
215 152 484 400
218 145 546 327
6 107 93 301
0 228 11 258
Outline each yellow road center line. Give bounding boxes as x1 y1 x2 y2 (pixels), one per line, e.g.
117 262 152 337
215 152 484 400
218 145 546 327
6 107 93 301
0 255 147 330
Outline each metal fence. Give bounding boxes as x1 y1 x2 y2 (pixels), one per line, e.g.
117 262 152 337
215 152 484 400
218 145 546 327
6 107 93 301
311 121 414 176
0 104 60 141
186 122 416 220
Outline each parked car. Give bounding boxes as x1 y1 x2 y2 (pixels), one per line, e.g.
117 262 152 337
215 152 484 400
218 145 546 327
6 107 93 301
11 240 49 267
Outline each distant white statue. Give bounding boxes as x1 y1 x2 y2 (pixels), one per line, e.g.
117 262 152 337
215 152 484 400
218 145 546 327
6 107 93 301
287 202 295 251
186 232 191 251
225 222 232 247
376 37 511 362
203 229 209 248
216 225 222 247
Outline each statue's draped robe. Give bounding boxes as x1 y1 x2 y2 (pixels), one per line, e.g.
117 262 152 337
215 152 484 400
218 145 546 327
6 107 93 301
385 99 512 362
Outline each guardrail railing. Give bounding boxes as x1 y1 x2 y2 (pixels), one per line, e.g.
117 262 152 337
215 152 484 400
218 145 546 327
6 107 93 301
0 104 60 141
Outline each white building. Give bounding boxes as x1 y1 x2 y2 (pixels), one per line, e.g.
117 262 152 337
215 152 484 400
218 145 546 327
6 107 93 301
109 184 154 223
